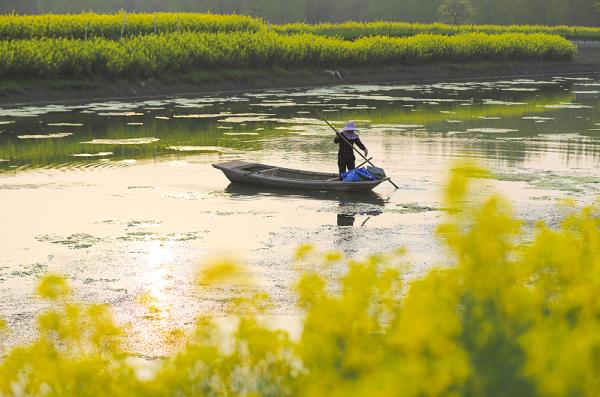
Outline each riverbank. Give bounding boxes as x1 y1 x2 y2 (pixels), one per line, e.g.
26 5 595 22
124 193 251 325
0 47 599 106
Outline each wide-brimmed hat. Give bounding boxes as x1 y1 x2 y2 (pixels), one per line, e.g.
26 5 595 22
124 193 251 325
340 121 358 132
340 121 359 139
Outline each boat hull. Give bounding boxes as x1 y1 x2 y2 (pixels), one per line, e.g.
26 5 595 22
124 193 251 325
213 160 388 192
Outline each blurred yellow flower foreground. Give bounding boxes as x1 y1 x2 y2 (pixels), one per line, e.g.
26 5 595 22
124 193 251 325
2 164 600 397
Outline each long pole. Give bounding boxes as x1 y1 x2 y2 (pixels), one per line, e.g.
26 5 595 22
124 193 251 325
321 117 399 189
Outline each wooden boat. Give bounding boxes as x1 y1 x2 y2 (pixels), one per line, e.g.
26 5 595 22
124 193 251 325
212 160 389 192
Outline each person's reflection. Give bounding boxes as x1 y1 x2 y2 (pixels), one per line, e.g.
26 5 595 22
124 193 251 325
334 196 384 258
337 213 356 226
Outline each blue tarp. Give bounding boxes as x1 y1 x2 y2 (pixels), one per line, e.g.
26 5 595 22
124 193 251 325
341 167 376 182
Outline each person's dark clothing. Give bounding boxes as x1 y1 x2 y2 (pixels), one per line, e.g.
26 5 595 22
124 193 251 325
334 133 366 176
338 156 356 176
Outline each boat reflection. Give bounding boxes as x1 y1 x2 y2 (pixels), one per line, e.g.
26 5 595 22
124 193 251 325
224 182 386 227
225 182 387 203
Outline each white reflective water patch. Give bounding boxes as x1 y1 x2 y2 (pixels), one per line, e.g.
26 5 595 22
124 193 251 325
97 112 145 117
173 112 231 119
522 116 555 120
82 138 159 145
47 123 83 127
72 152 114 157
18 133 73 139
467 128 518 133
544 104 592 109
166 146 236 153
483 100 527 106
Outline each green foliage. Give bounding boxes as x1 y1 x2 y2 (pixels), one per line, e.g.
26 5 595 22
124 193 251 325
2 164 600 395
0 12 264 40
438 0 475 25
0 31 576 79
275 20 600 41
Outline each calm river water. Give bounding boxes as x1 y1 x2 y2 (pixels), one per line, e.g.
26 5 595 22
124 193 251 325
1 76 600 356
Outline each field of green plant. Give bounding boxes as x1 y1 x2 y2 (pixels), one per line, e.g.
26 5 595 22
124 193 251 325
1 12 599 42
0 32 575 79
0 12 264 40
275 21 600 41
1 165 599 396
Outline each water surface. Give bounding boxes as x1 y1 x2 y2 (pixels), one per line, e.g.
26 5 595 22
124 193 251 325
2 75 600 356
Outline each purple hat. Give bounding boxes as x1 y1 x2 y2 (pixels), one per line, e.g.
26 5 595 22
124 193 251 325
340 121 359 139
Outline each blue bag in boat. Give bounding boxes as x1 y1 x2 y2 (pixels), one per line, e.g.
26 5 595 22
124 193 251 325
341 167 376 182
355 167 376 181
341 169 362 182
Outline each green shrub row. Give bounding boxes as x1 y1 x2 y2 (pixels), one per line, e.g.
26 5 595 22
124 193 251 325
0 32 576 79
1 13 598 42
275 21 600 41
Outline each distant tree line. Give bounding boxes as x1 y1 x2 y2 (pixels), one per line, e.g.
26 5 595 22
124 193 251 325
1 0 599 26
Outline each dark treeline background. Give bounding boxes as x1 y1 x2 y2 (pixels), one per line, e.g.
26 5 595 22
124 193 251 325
1 0 598 26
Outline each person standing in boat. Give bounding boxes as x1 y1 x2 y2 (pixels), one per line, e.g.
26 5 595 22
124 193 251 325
334 121 368 178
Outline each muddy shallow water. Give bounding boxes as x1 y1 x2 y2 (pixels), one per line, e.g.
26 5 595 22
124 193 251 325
1 76 600 356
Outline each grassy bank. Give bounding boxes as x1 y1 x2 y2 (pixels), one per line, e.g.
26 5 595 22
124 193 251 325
0 32 575 79
2 166 600 396
1 59 597 107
